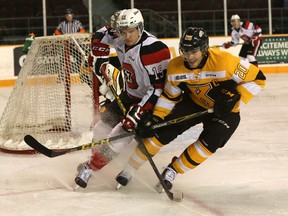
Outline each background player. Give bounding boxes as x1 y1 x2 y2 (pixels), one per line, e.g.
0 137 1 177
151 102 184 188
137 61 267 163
116 27 266 190
54 8 86 35
75 8 171 188
223 14 262 66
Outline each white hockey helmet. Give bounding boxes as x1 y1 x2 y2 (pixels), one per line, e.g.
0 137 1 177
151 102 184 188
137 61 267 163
110 10 122 29
116 9 144 35
230 14 240 24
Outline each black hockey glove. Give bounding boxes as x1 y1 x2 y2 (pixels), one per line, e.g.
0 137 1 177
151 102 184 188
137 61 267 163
136 114 163 138
213 80 240 118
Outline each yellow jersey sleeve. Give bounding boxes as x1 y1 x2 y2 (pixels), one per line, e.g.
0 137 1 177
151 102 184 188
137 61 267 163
153 56 184 119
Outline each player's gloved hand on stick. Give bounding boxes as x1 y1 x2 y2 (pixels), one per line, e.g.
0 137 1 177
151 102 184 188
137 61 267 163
136 115 163 138
99 81 114 101
213 81 240 118
122 104 146 132
88 40 110 75
223 41 232 49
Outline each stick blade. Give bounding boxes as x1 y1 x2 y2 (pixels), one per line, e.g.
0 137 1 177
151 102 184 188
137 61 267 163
24 135 54 157
173 191 184 202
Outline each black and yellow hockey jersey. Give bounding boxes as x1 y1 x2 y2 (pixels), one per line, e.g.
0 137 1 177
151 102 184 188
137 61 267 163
153 48 266 119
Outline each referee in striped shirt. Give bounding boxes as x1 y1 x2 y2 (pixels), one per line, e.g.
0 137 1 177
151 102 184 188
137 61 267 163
54 8 86 35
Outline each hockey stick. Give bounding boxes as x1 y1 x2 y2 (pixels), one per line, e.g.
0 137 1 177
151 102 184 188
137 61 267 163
150 108 213 130
134 136 183 201
24 109 212 158
24 131 135 158
210 42 244 48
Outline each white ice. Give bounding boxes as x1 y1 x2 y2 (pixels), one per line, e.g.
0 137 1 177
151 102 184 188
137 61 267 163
0 74 288 216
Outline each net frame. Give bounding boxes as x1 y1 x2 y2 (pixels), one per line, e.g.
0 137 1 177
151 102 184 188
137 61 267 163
0 33 100 154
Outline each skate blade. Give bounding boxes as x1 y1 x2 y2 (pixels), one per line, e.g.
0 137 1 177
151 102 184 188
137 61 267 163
116 183 122 190
73 185 80 191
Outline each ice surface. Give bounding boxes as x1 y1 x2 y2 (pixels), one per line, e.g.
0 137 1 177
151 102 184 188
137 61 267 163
0 74 288 216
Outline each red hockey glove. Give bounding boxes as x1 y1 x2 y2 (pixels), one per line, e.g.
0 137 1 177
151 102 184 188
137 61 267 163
91 40 110 57
223 42 233 49
122 104 145 131
88 40 111 80
251 34 261 47
88 40 110 67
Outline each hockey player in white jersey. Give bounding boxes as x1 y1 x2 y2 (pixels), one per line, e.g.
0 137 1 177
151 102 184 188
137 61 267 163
75 8 171 188
223 14 262 66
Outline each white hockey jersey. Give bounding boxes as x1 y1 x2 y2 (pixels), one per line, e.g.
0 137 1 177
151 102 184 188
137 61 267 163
231 20 262 44
92 27 171 110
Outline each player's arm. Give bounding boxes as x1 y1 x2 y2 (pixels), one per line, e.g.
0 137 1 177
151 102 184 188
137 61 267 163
231 59 266 107
150 58 184 119
152 79 183 119
88 26 119 99
223 30 238 49
137 41 171 111
122 41 171 131
251 23 262 47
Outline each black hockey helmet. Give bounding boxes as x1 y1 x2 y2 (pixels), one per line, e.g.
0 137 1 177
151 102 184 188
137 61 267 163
65 8 74 15
179 27 209 54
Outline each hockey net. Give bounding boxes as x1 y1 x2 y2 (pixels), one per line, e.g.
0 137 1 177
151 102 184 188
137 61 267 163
0 33 100 154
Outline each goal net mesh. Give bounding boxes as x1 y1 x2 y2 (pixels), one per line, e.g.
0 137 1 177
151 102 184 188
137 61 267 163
0 33 97 153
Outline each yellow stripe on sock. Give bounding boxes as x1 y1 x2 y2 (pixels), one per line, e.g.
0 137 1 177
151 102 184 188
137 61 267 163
143 137 164 156
187 143 207 164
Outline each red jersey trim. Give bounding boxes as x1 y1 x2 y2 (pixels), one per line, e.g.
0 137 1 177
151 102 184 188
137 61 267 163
141 47 170 66
243 20 251 29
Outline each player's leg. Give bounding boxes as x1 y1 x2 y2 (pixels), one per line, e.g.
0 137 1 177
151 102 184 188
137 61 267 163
89 122 134 170
116 98 205 186
75 99 122 188
238 43 249 61
247 39 262 67
75 92 137 188
166 112 240 189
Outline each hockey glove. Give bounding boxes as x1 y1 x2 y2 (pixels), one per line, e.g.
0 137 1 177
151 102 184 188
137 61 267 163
136 115 163 138
88 40 110 74
223 42 233 49
99 81 114 101
251 34 261 47
213 81 240 118
122 104 146 132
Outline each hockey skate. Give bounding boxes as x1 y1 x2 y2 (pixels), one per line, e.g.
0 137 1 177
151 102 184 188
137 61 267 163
75 162 92 188
115 164 137 189
115 170 132 188
155 157 178 193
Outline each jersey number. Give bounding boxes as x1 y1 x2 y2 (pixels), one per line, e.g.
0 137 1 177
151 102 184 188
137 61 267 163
234 63 248 80
152 65 164 80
